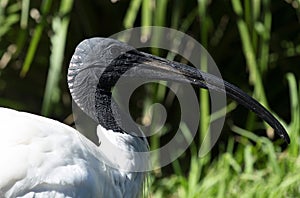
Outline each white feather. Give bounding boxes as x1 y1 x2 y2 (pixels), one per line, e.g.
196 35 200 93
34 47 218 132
0 107 147 198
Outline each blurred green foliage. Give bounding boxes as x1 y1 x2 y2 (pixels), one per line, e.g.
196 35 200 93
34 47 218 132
0 0 300 197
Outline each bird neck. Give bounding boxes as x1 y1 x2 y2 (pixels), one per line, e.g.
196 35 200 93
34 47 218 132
95 88 123 133
95 124 148 198
96 124 149 171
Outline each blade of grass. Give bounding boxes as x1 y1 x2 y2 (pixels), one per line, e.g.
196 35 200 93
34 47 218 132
262 138 280 174
141 0 152 42
151 0 168 55
146 83 168 173
20 0 29 29
258 0 271 73
187 156 202 198
170 0 182 29
231 124 261 143
123 0 142 29
20 23 43 77
286 73 299 157
154 0 168 26
20 0 53 77
197 0 210 159
210 102 237 122
244 145 254 174
41 0 73 116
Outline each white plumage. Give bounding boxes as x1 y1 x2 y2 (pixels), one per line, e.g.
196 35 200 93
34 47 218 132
0 107 147 197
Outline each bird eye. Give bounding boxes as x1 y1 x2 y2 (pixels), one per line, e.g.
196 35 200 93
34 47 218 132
109 45 121 56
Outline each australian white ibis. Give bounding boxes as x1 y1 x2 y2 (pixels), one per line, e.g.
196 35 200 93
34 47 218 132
0 38 289 197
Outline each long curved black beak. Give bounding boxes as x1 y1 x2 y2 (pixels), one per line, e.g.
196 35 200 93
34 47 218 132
108 49 290 144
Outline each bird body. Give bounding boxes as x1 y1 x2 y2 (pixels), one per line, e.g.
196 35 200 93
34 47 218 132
0 107 146 198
